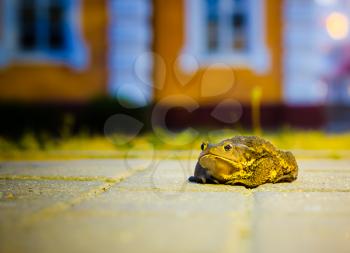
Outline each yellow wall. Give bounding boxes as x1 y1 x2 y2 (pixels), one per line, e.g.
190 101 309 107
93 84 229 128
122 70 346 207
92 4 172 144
153 0 283 105
0 0 108 102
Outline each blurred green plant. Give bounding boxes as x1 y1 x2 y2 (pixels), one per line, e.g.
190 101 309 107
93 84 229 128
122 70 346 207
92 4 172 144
0 128 350 161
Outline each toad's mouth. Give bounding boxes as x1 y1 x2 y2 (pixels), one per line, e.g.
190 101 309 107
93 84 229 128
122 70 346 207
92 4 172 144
199 154 241 171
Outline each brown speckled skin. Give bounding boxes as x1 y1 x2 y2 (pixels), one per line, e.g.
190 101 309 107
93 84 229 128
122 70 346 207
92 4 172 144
189 136 298 188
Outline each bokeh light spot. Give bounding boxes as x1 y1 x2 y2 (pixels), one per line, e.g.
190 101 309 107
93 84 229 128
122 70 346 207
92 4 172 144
211 99 242 124
326 12 349 40
104 114 144 146
134 52 166 90
117 84 148 109
174 54 199 86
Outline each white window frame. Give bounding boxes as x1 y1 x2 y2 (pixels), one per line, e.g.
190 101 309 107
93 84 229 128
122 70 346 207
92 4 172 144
182 0 270 74
0 0 88 70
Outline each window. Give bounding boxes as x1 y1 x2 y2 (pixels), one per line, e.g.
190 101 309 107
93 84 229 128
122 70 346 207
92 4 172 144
183 0 270 73
0 0 88 69
205 0 249 53
18 0 67 52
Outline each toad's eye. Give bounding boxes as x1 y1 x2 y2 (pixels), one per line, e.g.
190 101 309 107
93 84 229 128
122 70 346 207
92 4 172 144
224 144 233 151
201 142 208 151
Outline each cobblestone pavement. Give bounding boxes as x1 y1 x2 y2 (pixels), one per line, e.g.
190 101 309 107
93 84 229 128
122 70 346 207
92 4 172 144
0 155 350 253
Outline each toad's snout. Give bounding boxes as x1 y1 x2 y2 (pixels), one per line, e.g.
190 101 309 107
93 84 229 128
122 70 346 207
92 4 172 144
199 155 216 171
199 154 239 178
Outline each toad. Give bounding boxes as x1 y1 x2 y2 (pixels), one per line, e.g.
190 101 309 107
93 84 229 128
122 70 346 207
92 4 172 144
189 136 298 188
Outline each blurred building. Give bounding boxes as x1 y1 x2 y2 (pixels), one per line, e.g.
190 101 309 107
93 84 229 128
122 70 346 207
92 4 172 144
0 0 108 102
0 0 350 129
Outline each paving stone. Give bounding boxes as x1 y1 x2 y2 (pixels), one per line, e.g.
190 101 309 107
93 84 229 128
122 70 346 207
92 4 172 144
73 190 248 214
0 159 148 178
0 179 104 253
0 158 349 253
256 170 350 192
252 192 350 253
0 180 102 216
298 159 350 171
2 211 248 253
8 191 251 253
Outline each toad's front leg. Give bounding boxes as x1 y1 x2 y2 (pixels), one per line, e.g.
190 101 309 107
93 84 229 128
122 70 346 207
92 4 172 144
188 162 220 184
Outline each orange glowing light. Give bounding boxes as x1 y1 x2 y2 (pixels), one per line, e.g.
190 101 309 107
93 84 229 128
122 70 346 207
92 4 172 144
326 12 349 40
